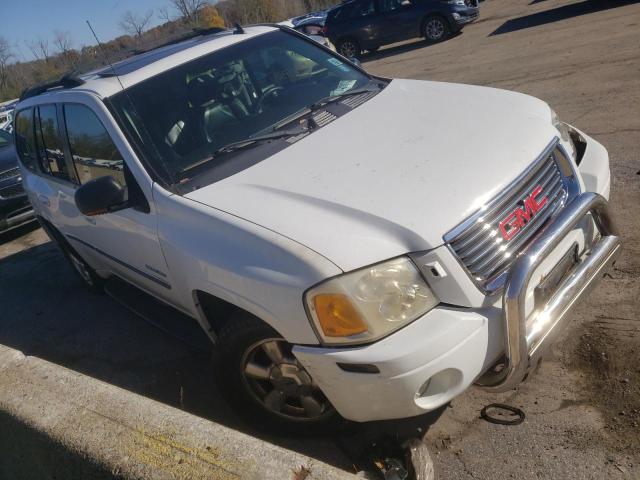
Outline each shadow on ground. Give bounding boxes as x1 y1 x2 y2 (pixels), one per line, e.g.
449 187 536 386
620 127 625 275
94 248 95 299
0 220 40 245
0 236 444 472
360 32 462 64
0 410 114 480
491 0 640 35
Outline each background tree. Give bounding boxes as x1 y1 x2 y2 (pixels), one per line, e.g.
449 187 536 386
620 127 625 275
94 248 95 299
0 0 341 102
120 10 154 39
0 37 12 94
53 30 72 56
198 5 225 28
26 37 50 63
158 6 174 23
169 0 208 25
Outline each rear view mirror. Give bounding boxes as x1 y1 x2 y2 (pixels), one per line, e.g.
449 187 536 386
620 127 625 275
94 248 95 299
75 176 127 216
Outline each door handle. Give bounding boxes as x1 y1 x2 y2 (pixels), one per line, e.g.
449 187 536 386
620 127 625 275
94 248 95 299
37 194 50 207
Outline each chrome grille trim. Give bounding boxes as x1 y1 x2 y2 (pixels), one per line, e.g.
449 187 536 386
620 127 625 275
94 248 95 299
0 167 20 182
444 138 580 294
0 182 25 199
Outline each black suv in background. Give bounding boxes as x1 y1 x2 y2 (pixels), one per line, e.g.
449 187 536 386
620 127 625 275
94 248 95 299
325 0 479 57
0 129 34 234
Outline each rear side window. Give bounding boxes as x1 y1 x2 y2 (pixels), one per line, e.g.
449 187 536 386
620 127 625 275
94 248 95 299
351 0 375 18
14 108 38 172
63 104 125 186
35 104 70 180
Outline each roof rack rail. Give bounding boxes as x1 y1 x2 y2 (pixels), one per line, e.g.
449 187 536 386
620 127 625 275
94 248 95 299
131 26 229 56
19 73 85 102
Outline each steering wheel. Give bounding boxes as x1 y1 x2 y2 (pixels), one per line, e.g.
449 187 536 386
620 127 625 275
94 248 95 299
255 86 285 114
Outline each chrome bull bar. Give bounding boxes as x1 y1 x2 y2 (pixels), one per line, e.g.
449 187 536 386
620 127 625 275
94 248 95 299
479 192 621 392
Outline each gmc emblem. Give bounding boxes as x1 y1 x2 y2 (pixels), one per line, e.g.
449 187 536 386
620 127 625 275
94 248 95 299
499 185 548 241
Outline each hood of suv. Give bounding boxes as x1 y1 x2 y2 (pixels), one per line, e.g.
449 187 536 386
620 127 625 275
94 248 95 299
185 79 558 272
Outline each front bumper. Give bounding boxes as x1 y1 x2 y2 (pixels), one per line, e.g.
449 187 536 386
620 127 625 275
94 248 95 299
0 182 34 233
294 134 618 423
449 5 480 27
477 193 620 391
294 306 504 422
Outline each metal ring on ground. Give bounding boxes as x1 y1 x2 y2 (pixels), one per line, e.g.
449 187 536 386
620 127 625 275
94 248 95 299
480 403 526 425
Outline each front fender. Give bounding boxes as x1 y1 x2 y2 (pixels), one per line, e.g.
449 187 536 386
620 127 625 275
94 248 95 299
154 187 341 345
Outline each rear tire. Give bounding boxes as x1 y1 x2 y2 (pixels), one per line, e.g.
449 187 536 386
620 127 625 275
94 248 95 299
213 312 342 434
336 38 361 58
423 15 450 43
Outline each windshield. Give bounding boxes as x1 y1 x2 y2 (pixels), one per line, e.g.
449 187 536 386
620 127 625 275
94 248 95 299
0 129 11 148
110 30 375 188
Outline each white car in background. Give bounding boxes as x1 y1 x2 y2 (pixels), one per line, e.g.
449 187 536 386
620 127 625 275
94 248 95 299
14 25 620 432
0 108 14 133
278 18 335 50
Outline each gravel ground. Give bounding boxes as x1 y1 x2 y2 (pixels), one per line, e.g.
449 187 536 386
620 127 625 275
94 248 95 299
360 0 640 477
1 0 638 478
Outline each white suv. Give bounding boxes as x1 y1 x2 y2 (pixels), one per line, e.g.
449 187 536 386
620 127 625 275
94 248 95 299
14 25 620 431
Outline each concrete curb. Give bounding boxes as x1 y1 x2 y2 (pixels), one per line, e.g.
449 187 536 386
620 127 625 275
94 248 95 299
0 344 356 479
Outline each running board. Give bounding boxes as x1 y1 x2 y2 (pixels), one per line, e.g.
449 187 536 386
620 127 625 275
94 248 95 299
104 276 212 354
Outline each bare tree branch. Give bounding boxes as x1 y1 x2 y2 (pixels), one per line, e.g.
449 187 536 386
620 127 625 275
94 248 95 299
0 37 13 93
158 6 174 23
168 0 208 25
53 30 72 55
119 10 154 38
26 37 50 62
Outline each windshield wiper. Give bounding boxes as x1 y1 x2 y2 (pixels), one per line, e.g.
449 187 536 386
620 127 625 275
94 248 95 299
179 125 308 176
308 84 382 112
213 125 308 156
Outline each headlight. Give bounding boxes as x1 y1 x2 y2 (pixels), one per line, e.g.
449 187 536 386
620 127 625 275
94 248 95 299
305 257 439 345
551 109 577 160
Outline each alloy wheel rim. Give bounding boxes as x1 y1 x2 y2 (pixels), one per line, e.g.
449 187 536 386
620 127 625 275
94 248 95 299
240 338 333 421
340 41 357 58
69 253 93 285
426 19 445 40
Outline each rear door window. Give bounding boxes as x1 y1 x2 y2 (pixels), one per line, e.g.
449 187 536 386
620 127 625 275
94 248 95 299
14 108 38 172
351 0 376 18
379 0 404 13
34 104 70 180
63 103 125 186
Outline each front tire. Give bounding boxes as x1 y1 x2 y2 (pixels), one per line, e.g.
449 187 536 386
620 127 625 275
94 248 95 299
39 218 104 293
213 312 340 434
63 243 104 293
423 15 450 43
336 38 361 59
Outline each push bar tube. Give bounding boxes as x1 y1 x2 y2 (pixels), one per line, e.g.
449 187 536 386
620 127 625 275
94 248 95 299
480 192 621 392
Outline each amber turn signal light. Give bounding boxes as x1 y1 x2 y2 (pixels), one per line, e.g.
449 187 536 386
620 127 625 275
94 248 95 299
313 294 368 337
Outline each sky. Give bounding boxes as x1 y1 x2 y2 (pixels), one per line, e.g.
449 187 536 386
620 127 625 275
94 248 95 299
3 0 183 61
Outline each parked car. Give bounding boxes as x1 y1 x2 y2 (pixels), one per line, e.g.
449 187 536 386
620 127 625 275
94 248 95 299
325 0 480 57
14 25 619 432
279 18 335 50
0 129 34 233
0 108 14 133
291 9 328 27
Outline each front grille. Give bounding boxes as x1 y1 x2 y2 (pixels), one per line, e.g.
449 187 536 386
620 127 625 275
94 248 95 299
0 182 25 199
445 140 579 293
0 167 19 181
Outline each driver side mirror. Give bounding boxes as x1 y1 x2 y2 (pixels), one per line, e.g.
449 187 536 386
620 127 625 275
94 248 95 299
75 175 127 216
